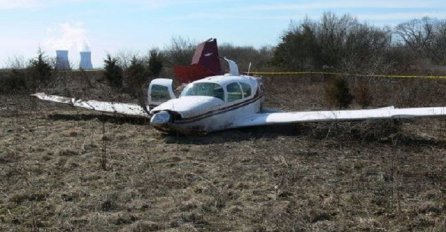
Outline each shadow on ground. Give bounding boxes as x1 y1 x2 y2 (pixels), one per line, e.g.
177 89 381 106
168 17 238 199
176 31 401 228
48 113 150 125
46 112 446 147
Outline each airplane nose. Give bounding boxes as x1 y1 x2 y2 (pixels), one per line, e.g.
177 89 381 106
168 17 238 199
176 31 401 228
150 111 171 126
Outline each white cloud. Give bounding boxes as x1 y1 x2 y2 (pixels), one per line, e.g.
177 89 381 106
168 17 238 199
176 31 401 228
44 22 90 52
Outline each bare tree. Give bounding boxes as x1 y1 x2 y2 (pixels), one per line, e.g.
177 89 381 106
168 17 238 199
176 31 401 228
164 36 195 66
273 18 321 70
5 56 27 70
114 50 140 70
431 21 446 64
219 44 274 72
273 12 392 73
395 17 446 64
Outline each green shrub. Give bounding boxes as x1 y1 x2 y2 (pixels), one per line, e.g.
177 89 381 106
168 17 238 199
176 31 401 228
148 49 163 77
28 51 52 89
104 54 123 88
126 56 147 97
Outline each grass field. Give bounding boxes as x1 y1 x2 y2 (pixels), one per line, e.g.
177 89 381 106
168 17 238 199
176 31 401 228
0 75 445 231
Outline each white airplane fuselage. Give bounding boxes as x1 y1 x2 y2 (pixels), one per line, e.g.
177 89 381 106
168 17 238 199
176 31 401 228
149 74 264 134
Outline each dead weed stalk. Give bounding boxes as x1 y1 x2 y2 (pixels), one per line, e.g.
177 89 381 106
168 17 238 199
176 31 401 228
101 120 107 171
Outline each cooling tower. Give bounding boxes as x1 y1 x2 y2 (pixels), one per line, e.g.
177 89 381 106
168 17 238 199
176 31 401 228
79 51 93 70
55 50 70 70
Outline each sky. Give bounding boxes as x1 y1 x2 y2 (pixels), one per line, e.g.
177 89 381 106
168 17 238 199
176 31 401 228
1 0 445 68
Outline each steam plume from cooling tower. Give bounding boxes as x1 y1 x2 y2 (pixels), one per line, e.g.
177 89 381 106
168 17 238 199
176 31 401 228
46 23 93 70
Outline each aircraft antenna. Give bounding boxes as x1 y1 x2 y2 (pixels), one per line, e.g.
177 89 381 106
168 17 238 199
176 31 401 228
247 62 252 75
248 62 252 76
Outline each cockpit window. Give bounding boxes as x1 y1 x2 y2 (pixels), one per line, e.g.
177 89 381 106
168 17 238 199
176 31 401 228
151 84 171 102
180 82 224 101
240 82 252 98
226 82 243 102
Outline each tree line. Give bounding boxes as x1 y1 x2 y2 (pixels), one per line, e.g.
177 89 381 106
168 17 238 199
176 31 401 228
1 12 445 94
273 13 446 74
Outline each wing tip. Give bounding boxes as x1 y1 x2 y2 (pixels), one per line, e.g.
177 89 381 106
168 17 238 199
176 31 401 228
31 92 45 98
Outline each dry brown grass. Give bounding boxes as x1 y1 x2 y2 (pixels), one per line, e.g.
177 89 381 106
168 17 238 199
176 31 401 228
0 74 445 231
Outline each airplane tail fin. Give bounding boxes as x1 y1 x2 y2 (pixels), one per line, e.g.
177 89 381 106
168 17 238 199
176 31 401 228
174 38 221 83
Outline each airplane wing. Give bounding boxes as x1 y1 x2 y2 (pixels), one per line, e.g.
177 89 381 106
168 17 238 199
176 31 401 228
232 106 446 128
32 92 150 118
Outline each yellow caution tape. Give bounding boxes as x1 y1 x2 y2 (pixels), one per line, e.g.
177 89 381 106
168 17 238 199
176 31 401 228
248 71 446 79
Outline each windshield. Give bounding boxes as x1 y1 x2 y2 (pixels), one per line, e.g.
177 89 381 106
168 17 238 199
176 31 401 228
180 82 224 101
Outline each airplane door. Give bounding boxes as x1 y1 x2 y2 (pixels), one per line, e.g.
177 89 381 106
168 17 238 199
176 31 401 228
148 78 176 107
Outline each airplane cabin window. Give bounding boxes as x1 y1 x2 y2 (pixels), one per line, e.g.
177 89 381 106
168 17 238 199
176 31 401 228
226 82 243 102
180 82 224 101
239 82 252 98
151 85 171 102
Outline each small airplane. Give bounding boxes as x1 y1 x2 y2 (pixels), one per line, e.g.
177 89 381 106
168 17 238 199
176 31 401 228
32 38 446 134
32 58 446 135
